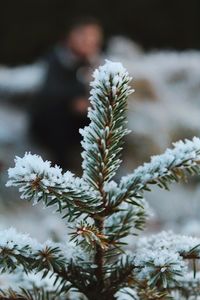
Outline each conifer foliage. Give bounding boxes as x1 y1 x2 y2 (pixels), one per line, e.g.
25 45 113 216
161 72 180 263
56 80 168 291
2 61 200 299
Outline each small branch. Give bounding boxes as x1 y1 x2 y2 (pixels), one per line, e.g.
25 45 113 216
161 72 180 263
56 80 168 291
94 218 105 288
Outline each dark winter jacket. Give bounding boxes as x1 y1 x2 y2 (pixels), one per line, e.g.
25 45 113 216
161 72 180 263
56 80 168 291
29 47 91 170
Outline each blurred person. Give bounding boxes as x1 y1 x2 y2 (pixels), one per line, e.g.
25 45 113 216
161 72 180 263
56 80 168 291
29 17 103 172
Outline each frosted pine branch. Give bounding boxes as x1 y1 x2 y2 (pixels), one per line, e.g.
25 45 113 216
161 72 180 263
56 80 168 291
6 153 102 220
111 137 200 208
0 228 69 276
104 200 150 255
70 221 109 251
134 231 200 289
80 60 133 191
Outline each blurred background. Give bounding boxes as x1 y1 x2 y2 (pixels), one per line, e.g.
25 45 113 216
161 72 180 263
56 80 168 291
0 0 200 245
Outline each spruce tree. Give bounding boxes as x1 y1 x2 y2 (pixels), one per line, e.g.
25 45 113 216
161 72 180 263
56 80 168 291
1 61 200 299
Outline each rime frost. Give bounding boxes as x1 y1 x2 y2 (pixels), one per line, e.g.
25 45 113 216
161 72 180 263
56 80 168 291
6 152 97 200
137 230 200 254
121 137 200 188
134 231 200 284
7 152 73 187
90 59 133 93
0 228 40 255
0 227 83 267
80 60 133 185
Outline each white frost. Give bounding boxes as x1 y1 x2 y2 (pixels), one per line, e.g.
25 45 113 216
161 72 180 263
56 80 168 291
0 227 41 255
121 136 200 188
6 152 96 200
134 231 200 283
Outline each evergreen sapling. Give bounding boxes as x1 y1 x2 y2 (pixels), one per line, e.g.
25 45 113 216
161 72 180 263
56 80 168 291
1 60 200 299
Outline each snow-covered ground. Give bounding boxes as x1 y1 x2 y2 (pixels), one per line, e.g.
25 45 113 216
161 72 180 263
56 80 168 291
0 62 45 94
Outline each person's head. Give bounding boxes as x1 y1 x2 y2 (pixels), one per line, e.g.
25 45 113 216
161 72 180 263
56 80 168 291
64 17 103 60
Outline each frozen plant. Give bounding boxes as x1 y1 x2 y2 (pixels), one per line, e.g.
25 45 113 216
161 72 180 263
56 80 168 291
2 60 200 300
